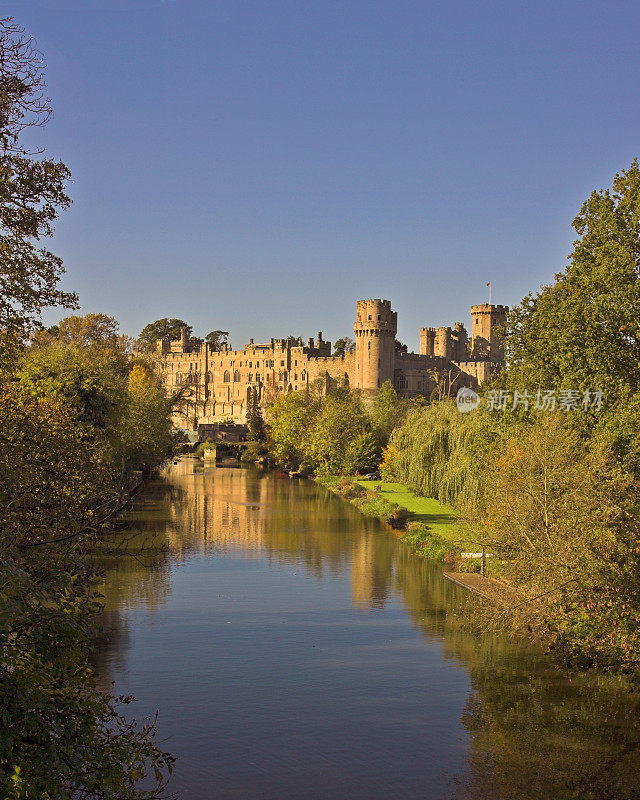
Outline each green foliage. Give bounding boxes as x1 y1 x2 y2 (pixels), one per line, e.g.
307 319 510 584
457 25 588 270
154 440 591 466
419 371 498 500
305 389 372 473
205 329 229 349
390 399 498 509
137 318 192 353
17 329 174 473
371 379 406 443
19 341 129 432
477 413 640 672
265 391 313 468
246 387 266 441
333 336 355 356
0 21 175 795
240 439 269 464
0 19 77 348
506 159 640 407
401 522 451 562
265 381 406 475
0 385 174 798
37 312 121 348
342 430 379 474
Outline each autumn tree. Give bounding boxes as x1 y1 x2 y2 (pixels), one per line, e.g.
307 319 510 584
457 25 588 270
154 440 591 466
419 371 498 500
0 19 175 796
0 17 76 354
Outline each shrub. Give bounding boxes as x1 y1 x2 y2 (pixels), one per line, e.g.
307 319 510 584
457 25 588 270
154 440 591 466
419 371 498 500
385 506 409 529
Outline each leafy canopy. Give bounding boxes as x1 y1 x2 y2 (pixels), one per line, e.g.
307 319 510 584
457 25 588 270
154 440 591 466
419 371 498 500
137 318 191 352
507 159 640 405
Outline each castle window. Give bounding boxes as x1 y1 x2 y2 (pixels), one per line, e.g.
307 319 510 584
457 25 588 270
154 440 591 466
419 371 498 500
368 341 371 350
223 370 230 382
233 370 240 381
294 360 297 366
280 360 285 366
368 314 371 320
294 373 297 381
176 372 183 385
249 362 252 368
378 314 381 320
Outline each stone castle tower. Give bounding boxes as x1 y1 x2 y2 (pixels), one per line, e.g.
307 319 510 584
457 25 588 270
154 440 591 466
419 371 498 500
157 296 507 431
470 303 508 361
353 299 397 391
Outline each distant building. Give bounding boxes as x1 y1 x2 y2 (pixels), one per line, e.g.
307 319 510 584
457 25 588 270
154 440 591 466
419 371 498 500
157 298 507 430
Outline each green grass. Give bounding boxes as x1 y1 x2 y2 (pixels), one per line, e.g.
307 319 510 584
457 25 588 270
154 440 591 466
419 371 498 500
355 480 460 543
316 474 473 563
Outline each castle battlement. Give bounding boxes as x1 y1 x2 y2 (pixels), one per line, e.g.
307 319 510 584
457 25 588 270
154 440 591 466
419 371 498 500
158 296 507 429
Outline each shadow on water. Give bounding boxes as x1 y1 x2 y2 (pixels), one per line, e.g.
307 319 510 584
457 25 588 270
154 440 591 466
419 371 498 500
95 460 640 800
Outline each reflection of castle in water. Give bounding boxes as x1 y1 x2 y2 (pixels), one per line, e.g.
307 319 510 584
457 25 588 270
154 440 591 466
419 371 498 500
99 460 640 800
159 460 452 614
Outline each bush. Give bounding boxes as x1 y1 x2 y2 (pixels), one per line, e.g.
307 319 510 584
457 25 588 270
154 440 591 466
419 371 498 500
401 522 450 561
385 506 409 529
241 440 267 463
342 482 365 500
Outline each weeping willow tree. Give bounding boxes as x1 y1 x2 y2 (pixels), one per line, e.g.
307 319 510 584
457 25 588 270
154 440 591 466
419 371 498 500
390 400 500 510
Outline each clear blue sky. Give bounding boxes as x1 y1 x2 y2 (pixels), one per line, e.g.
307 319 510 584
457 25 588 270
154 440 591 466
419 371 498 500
15 0 640 349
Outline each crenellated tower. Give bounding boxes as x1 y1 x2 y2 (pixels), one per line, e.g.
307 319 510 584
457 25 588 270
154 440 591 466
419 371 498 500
354 299 397 391
470 303 508 361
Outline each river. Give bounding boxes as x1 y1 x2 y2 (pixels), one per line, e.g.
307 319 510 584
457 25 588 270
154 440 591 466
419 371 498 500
96 458 640 800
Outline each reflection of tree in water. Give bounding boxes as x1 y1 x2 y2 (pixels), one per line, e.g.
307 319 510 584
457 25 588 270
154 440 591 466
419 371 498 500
98 461 640 800
392 534 640 800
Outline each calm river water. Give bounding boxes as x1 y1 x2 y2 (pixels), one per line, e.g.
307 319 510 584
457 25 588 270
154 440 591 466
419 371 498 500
96 459 640 800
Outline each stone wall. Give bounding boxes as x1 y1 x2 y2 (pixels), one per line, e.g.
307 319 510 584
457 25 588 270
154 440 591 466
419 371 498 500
157 298 507 428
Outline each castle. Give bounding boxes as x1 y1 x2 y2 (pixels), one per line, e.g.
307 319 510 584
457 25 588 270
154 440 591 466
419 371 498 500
157 299 507 430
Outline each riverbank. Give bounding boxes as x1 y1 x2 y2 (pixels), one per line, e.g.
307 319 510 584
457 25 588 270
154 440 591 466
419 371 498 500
315 474 471 563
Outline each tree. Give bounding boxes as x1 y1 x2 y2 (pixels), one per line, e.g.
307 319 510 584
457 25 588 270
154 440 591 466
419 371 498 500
342 430 379 474
265 392 313 468
137 318 191 353
333 337 355 356
0 18 77 363
36 312 121 348
477 413 640 671
205 329 229 349
507 159 640 406
0 385 175 798
371 379 405 442
306 388 372 473
19 341 129 433
246 386 265 441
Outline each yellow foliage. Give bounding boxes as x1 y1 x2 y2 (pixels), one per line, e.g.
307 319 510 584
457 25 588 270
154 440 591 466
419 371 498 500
128 363 153 395
381 443 397 475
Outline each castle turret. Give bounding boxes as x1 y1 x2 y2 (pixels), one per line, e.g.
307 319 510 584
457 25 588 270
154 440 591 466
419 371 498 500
354 299 397 391
419 327 436 356
470 303 508 361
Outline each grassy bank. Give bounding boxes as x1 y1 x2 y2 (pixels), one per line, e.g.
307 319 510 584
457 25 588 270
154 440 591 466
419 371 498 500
316 474 467 563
